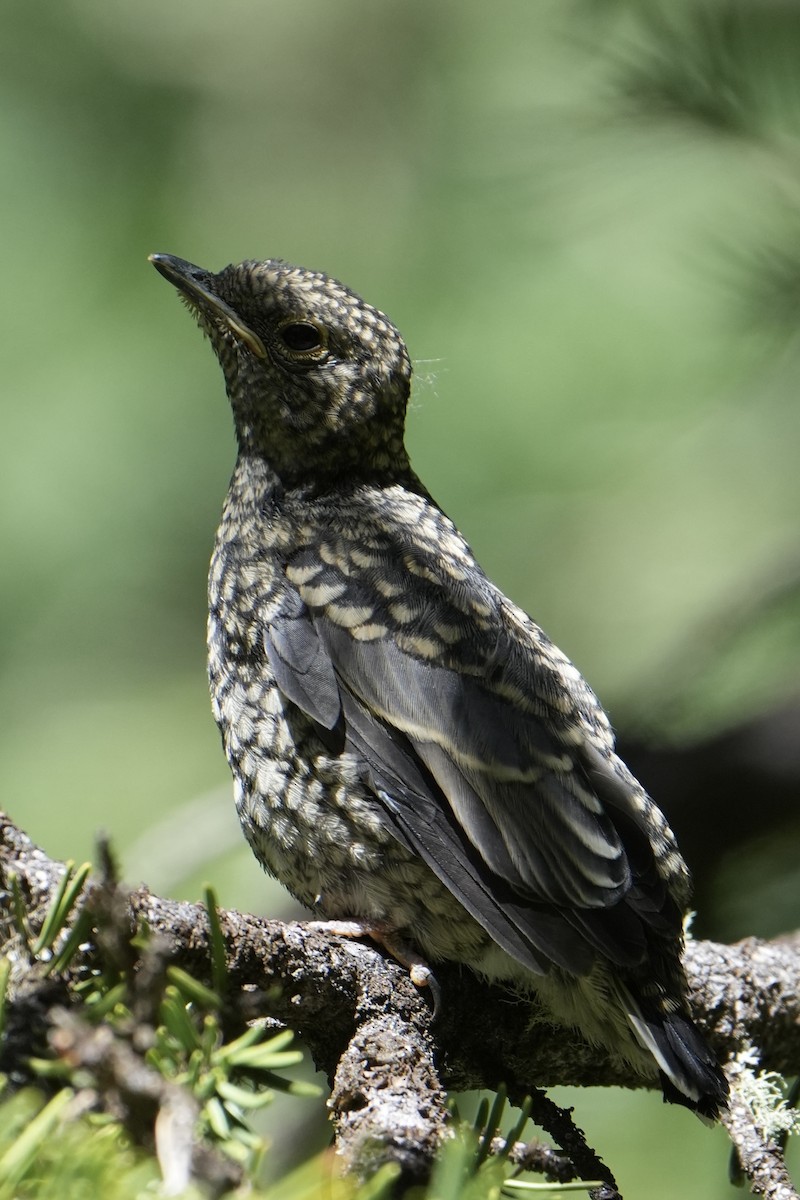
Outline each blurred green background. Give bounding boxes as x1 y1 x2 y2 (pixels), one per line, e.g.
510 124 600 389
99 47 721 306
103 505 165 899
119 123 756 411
2 0 798 1195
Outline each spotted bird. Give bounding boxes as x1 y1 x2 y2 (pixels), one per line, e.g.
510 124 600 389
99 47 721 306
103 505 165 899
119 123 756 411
150 252 728 1117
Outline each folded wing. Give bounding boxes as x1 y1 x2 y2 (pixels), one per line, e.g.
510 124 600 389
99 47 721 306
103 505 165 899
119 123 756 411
263 583 678 978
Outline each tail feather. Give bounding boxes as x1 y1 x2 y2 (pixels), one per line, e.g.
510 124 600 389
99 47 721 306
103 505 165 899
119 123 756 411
625 995 729 1119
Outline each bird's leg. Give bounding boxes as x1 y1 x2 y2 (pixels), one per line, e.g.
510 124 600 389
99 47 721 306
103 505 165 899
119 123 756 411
305 918 442 1014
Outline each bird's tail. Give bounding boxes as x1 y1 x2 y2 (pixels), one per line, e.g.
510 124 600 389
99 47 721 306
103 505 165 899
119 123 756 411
624 989 729 1119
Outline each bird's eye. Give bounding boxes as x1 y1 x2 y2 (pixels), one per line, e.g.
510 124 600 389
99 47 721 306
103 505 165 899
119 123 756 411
277 320 327 356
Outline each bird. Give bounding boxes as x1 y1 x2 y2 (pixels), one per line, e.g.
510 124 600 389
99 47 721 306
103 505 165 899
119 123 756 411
149 251 728 1118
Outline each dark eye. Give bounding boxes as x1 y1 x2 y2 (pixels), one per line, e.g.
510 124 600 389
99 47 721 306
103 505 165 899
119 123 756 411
278 321 326 354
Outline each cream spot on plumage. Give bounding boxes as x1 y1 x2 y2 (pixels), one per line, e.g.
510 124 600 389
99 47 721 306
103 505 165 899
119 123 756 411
433 620 462 644
389 601 415 624
298 580 349 607
396 633 440 660
375 578 405 599
326 602 376 629
350 546 385 569
404 558 441 585
286 561 323 586
351 622 389 641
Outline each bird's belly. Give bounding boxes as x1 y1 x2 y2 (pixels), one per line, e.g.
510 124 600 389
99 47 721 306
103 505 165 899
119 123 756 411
209 655 658 1081
209 655 491 963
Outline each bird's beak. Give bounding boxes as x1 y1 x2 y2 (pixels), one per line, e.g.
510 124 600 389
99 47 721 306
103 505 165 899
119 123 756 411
148 253 267 358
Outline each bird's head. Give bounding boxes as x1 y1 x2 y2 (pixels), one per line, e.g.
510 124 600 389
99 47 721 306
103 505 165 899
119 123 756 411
150 254 413 489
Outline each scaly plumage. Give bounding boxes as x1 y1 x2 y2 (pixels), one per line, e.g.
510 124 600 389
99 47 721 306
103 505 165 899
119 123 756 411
150 252 728 1117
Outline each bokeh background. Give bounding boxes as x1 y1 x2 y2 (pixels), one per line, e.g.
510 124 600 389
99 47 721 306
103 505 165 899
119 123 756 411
2 0 799 1195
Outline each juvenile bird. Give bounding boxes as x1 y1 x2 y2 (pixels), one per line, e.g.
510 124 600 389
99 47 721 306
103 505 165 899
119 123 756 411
150 252 728 1117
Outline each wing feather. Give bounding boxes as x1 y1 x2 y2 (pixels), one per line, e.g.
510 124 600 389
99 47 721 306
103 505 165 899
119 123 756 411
263 593 341 731
340 694 597 974
319 623 631 908
261 566 676 977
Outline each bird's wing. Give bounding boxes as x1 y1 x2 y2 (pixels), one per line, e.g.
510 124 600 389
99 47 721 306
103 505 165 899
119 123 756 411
266 519 675 974
336 679 649 975
318 620 631 911
263 589 342 731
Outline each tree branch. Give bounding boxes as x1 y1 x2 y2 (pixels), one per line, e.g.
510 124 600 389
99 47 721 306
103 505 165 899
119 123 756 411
1 812 798 1196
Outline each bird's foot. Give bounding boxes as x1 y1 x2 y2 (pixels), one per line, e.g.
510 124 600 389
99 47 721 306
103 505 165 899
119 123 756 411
305 919 441 1016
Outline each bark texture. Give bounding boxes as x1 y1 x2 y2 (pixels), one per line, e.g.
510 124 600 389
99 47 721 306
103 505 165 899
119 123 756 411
1 813 797 1197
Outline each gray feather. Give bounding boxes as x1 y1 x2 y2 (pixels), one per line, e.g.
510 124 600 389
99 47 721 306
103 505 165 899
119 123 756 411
319 622 631 909
263 595 341 731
